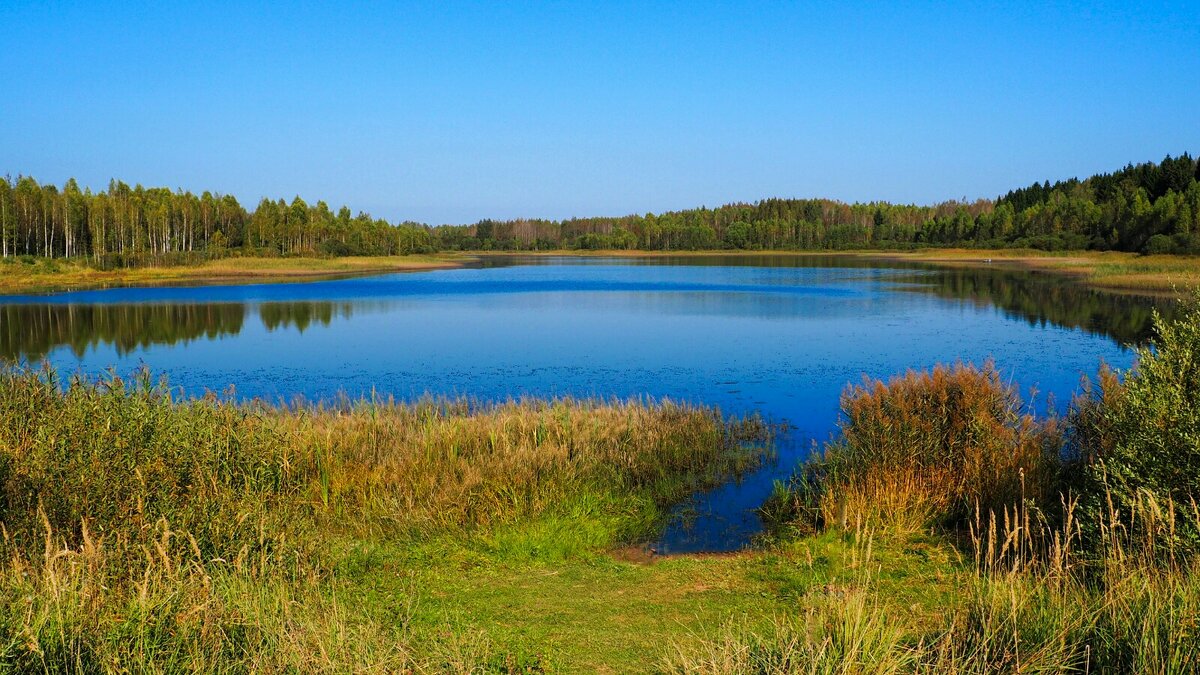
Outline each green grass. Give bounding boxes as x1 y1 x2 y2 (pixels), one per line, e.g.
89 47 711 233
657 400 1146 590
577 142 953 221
320 526 966 672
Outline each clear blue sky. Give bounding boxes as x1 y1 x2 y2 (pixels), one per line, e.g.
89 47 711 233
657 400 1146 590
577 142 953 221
3 1 1198 225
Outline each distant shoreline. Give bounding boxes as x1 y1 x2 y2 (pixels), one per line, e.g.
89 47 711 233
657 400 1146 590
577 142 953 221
0 254 472 296
477 248 1200 296
3 248 1197 297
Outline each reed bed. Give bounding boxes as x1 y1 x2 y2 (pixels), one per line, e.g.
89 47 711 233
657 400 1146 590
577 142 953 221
762 361 1062 535
0 366 766 671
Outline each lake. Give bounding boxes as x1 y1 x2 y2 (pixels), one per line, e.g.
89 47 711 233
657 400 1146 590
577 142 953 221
0 255 1167 551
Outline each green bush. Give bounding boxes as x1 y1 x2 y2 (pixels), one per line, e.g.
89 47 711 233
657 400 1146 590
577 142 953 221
1144 233 1177 255
1070 290 1200 557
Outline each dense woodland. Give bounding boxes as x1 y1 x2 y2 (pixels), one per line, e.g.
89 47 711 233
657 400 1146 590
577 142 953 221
2 154 1198 263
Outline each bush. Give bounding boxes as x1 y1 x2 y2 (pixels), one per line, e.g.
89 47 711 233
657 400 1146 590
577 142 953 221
1070 291 1200 557
1144 233 1177 255
768 362 1062 534
317 239 354 257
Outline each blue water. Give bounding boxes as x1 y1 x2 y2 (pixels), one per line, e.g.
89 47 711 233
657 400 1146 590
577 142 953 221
1 255 1152 551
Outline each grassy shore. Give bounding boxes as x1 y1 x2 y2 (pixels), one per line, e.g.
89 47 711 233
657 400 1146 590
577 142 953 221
0 367 778 671
484 248 1200 296
0 369 985 672
866 248 1200 295
0 254 469 295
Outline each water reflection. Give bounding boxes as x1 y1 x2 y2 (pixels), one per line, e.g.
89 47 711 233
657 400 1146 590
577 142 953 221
1 301 357 362
901 265 1171 345
0 256 1168 366
259 302 355 333
485 254 1173 344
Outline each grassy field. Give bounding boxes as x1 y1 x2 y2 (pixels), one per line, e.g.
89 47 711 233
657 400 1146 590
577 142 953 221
0 254 468 295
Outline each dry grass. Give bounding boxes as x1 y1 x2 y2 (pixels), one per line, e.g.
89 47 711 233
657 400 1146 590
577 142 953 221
279 394 766 536
766 362 1061 535
869 248 1200 295
0 254 467 295
0 366 766 671
669 495 1200 674
0 517 415 672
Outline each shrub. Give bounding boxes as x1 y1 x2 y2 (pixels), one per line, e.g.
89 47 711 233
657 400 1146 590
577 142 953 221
769 362 1062 534
1069 291 1200 557
1144 233 1177 255
317 239 353 257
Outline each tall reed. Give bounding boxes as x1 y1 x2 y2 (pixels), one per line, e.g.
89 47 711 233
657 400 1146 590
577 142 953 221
763 361 1061 535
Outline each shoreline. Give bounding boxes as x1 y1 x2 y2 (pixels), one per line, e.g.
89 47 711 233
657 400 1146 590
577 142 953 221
0 253 473 296
3 248 1197 297
475 248 1200 296
859 248 1200 297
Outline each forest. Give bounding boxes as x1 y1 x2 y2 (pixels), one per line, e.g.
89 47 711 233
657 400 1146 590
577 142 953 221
2 154 1198 263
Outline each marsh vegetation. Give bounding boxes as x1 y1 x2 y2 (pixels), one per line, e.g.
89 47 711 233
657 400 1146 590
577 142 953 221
741 295 1200 673
0 371 766 670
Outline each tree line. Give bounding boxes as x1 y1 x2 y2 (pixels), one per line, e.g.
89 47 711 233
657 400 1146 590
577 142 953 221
0 179 436 265
3 153 1198 262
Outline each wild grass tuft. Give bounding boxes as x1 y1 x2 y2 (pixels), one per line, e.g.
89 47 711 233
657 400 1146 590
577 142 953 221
763 361 1061 535
673 494 1200 673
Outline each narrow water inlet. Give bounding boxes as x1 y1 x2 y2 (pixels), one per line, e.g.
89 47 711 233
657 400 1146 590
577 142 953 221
655 427 809 554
